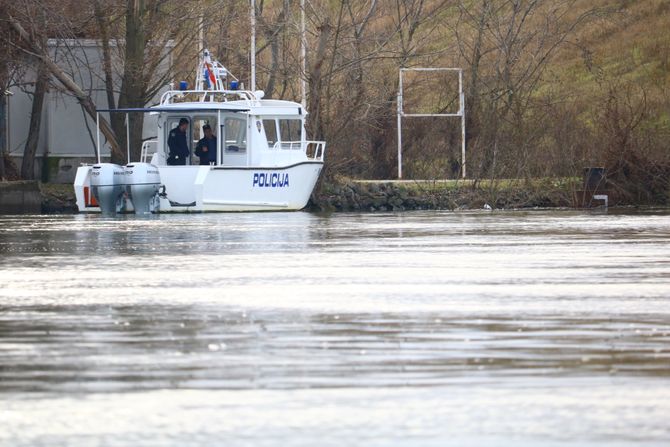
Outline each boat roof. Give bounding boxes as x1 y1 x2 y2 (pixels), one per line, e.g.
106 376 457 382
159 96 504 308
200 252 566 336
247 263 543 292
97 99 303 116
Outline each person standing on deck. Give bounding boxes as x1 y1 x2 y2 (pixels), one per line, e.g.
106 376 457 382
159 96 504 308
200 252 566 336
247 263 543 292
195 124 217 165
167 118 190 165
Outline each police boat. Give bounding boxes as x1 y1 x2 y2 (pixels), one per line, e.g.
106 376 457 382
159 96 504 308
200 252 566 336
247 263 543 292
74 49 326 214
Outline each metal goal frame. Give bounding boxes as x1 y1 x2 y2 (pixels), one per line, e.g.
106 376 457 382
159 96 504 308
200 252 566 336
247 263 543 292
397 67 466 179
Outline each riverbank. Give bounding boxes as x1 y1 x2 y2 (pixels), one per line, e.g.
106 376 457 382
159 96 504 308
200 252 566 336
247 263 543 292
40 183 79 213
0 177 612 214
0 181 42 214
0 182 77 214
307 177 579 212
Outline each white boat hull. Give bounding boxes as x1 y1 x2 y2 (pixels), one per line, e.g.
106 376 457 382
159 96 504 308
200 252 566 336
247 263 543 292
75 162 323 213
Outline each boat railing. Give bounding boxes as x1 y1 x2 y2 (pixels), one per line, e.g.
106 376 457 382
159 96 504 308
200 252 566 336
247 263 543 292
306 141 326 161
140 140 158 163
272 141 303 151
160 89 257 105
272 141 326 161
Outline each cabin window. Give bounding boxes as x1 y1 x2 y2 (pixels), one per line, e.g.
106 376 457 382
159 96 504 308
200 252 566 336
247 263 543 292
278 119 302 144
224 117 247 152
193 117 217 141
263 119 278 148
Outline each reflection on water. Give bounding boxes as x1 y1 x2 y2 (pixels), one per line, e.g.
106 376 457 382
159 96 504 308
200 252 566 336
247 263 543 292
1 210 669 446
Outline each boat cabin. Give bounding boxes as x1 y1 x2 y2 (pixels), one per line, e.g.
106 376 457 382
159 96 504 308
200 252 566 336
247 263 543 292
141 96 320 168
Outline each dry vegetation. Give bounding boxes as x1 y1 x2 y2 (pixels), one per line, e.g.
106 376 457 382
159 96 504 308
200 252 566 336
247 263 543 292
1 0 669 204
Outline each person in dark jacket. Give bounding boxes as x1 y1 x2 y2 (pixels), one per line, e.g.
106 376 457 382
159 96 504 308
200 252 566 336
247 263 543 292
167 118 190 165
194 124 217 165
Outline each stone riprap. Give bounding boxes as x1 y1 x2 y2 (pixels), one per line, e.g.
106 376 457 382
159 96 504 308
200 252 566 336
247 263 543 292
308 180 571 212
2 178 578 214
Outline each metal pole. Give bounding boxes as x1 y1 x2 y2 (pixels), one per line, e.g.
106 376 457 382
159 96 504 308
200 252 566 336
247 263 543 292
126 114 130 164
0 91 6 180
397 69 403 179
461 99 466 179
459 69 466 178
250 0 256 91
300 0 307 109
217 110 221 165
6 91 10 158
198 15 204 57
96 112 101 164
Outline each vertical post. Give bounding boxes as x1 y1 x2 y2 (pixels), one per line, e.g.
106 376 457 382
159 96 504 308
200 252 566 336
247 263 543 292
397 69 403 179
96 112 101 164
45 90 51 171
126 114 131 164
250 0 256 92
217 110 222 165
246 116 251 166
0 91 7 180
198 15 204 57
300 0 307 109
8 91 12 162
459 69 466 178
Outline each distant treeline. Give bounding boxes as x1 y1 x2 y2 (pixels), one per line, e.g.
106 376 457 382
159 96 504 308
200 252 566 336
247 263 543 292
1 0 669 203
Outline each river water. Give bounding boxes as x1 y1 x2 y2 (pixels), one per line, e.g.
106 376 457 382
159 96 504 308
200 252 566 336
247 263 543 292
0 210 669 446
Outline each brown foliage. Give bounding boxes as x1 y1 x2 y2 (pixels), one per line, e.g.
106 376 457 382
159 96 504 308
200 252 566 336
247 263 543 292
1 0 669 204
597 82 670 204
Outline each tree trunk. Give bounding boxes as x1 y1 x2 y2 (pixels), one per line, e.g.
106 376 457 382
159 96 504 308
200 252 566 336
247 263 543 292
0 58 7 181
112 0 148 164
307 21 332 141
93 0 117 112
21 62 48 180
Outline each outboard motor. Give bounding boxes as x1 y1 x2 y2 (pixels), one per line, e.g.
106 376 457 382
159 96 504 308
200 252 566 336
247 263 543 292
90 163 126 215
125 163 161 215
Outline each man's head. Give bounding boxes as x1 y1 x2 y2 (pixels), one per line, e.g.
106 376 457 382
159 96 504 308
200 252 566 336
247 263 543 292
203 124 213 139
178 118 189 131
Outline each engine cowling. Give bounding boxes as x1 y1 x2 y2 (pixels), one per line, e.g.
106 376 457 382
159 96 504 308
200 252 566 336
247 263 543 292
125 163 161 215
90 163 126 215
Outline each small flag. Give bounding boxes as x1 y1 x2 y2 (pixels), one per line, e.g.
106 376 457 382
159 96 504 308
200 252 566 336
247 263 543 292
203 68 211 88
204 62 216 89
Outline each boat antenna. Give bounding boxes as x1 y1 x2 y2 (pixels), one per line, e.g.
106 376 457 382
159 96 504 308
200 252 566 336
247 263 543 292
250 0 256 91
300 0 306 109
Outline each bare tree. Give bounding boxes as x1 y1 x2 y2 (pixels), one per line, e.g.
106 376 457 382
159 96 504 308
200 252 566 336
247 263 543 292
5 8 124 161
255 0 292 99
0 0 25 180
20 61 48 180
452 0 601 180
0 59 7 181
95 0 211 163
4 0 221 167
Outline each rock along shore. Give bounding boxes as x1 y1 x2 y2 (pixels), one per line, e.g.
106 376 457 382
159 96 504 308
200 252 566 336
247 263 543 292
307 179 574 212
1 178 579 215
